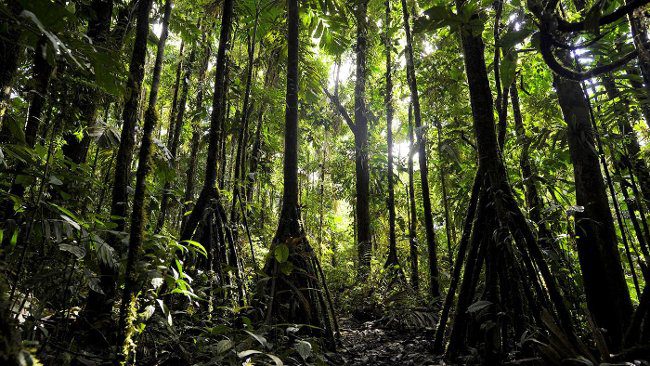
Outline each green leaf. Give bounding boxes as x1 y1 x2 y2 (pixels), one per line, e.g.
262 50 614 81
498 27 534 51
182 239 207 258
413 6 457 33
48 175 63 186
59 243 86 259
279 261 294 276
156 299 172 326
500 51 518 88
5 115 26 144
295 340 312 361
274 243 289 263
467 300 492 314
244 330 269 349
216 339 233 354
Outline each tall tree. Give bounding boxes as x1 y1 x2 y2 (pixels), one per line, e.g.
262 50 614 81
259 0 335 346
323 0 373 277
444 1 575 358
400 0 440 297
353 0 372 277
116 0 173 360
383 0 398 269
180 0 233 242
83 0 154 325
553 61 633 350
156 41 197 233
407 104 419 290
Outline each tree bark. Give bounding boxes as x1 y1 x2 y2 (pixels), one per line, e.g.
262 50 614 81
400 0 440 297
84 0 153 324
354 0 372 277
230 18 259 237
61 0 114 164
553 57 633 349
407 104 419 291
180 0 234 241
384 0 398 268
182 37 211 222
260 0 335 346
156 41 197 233
116 0 171 360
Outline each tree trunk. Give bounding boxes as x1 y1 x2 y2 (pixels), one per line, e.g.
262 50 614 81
61 0 114 164
400 0 440 297
436 121 455 268
260 0 335 347
84 0 153 325
182 37 211 222
449 2 576 356
166 41 185 150
7 37 54 201
407 104 419 291
116 0 171 360
230 18 259 237
24 38 54 148
354 0 372 277
553 58 633 349
180 0 234 241
156 42 197 233
384 0 398 269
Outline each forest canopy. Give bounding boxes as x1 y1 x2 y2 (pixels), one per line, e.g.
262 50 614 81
1 0 650 365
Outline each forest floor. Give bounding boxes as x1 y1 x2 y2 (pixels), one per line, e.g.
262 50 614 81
335 318 445 365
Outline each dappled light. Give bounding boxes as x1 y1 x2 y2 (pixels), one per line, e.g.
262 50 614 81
1 0 650 365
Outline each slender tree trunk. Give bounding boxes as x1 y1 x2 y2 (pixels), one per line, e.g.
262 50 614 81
182 37 211 222
260 0 335 346
493 0 510 149
84 0 154 324
512 81 581 303
24 38 54 148
436 121 455 268
407 104 419 291
511 83 551 245
246 54 279 206
61 0 114 164
166 42 185 149
384 0 398 268
156 42 197 233
552 55 633 349
7 38 54 202
116 0 171 360
218 60 232 191
318 137 326 258
180 0 234 241
230 18 259 235
353 0 372 277
400 0 440 297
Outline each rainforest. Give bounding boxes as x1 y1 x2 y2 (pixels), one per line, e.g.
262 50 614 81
1 0 650 365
